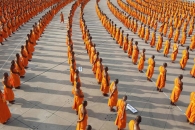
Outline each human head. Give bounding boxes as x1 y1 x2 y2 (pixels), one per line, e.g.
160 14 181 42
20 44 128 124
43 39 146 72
115 79 119 84
179 74 183 80
136 115 142 123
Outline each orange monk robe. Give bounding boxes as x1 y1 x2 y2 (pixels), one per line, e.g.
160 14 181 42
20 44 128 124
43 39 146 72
100 72 110 94
171 43 179 62
179 50 189 69
92 55 99 73
159 23 164 34
180 32 186 46
188 24 194 36
150 32 156 47
123 36 128 52
108 82 118 107
17 57 26 76
138 25 142 37
186 100 195 124
163 40 170 56
129 120 137 130
70 67 75 83
0 93 11 124
76 104 88 130
10 68 20 88
0 29 3 43
170 78 182 103
118 33 123 47
132 45 139 64
115 99 126 129
60 13 64 23
21 49 29 67
96 61 103 83
156 66 166 89
168 26 173 39
2 77 14 101
138 52 145 71
140 27 145 39
146 58 155 79
174 29 179 42
190 92 195 102
163 23 168 36
190 58 195 77
25 45 32 60
156 35 163 51
144 29 149 42
127 41 133 57
190 35 195 50
72 89 84 112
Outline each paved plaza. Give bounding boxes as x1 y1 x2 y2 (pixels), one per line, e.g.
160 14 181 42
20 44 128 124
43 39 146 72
0 0 195 129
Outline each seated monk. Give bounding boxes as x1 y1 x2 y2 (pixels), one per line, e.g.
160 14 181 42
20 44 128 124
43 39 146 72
10 60 21 89
129 115 142 130
100 66 110 96
108 79 118 112
2 73 14 104
0 90 11 124
72 82 84 115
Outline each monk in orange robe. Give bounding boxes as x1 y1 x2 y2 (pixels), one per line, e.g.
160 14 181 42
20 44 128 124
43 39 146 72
2 73 14 104
156 34 163 52
129 116 142 130
132 41 139 64
60 12 64 23
0 90 11 124
70 64 75 85
10 60 21 89
163 39 171 57
190 58 195 78
108 79 118 112
186 96 195 125
171 41 179 63
16 53 25 77
127 38 133 58
180 46 189 70
146 55 155 82
170 75 183 106
138 49 145 72
72 82 84 115
115 95 127 130
190 35 195 51
190 92 195 102
100 67 110 96
76 100 88 130
92 52 100 74
123 34 129 53
150 31 156 47
144 27 150 43
156 63 167 92
96 58 103 84
180 31 187 46
0 23 3 45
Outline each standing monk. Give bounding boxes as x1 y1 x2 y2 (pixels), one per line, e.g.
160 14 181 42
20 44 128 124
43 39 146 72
180 46 189 70
2 73 15 104
190 58 195 78
10 60 21 89
186 95 195 125
96 58 103 84
129 115 142 130
0 90 11 124
138 49 145 72
156 63 167 92
115 95 127 130
171 41 179 63
16 53 25 78
132 41 139 65
72 82 84 115
100 67 110 96
163 39 171 57
108 79 119 112
20 45 28 68
76 100 88 130
170 75 183 106
146 55 155 82
60 12 64 23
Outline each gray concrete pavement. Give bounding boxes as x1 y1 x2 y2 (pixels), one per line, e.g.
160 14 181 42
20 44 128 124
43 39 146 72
0 0 194 130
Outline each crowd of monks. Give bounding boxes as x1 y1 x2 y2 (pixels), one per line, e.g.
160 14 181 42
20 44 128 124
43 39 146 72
0 0 73 124
95 0 195 128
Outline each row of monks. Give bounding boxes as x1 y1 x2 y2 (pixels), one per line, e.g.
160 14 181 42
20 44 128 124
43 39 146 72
65 0 143 129
95 0 195 129
0 0 73 125
0 0 62 45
